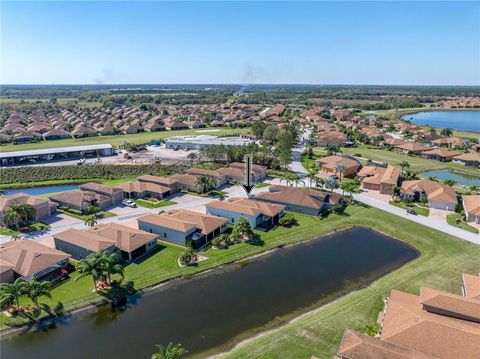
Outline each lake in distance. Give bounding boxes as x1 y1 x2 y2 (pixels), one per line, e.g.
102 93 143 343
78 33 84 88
402 111 480 132
1 227 419 359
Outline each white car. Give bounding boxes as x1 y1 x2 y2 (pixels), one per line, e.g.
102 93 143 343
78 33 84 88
123 200 137 208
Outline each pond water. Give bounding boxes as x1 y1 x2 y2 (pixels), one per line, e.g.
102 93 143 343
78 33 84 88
402 111 480 132
420 170 480 187
1 228 419 359
3 185 80 196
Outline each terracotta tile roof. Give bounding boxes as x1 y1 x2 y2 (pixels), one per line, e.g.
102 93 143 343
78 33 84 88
359 165 400 186
54 228 117 251
80 182 123 196
454 151 480 162
0 240 69 278
316 155 361 172
137 213 196 233
420 287 480 322
115 181 171 194
89 223 157 253
463 273 480 301
337 329 435 359
168 209 228 234
256 185 342 209
381 289 480 359
400 180 457 204
207 197 284 217
138 175 178 186
50 190 110 208
0 193 53 212
420 147 461 158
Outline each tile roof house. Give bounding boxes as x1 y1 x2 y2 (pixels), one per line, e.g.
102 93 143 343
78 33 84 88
462 273 480 301
49 190 112 211
316 155 361 178
357 165 401 195
43 128 71 140
137 175 180 192
54 228 118 260
452 151 480 167
115 181 172 200
394 142 430 154
206 197 285 230
79 183 124 206
138 210 227 249
420 147 461 162
463 195 480 224
0 240 70 283
400 180 457 211
316 131 348 146
255 185 342 215
0 193 57 223
89 223 158 261
432 137 469 149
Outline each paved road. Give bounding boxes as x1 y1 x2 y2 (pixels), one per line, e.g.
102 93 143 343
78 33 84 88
288 127 310 175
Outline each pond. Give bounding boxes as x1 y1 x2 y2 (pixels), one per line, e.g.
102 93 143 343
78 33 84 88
3 185 80 196
402 111 480 131
1 228 419 359
421 170 480 187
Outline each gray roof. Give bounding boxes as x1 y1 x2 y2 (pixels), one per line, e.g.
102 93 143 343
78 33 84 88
0 144 113 159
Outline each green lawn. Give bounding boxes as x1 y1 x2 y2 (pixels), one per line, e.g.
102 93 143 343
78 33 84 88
134 199 177 208
0 227 19 236
389 200 430 217
0 127 250 152
0 177 134 191
58 209 117 221
255 182 270 188
446 213 479 234
3 204 480 352
221 209 480 359
315 144 480 177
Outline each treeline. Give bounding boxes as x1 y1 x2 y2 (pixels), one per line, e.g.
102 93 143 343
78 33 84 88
0 163 187 184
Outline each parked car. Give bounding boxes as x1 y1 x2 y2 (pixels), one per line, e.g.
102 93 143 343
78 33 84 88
123 199 137 208
406 208 417 215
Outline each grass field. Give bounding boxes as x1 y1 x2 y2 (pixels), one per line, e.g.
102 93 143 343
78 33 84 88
314 144 480 177
0 127 250 152
134 199 177 208
446 213 479 234
2 204 479 358
220 208 480 359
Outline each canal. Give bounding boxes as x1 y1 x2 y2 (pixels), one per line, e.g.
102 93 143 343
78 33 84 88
1 227 419 359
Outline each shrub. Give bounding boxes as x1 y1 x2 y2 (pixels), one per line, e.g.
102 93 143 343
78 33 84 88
279 213 296 227
179 247 197 266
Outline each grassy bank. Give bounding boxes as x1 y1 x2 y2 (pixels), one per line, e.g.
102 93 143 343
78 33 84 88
220 208 480 359
0 127 250 152
446 213 479 234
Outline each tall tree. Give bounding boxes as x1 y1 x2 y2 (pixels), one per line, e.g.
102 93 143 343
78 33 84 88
84 215 98 228
0 278 27 307
102 252 124 284
26 280 51 307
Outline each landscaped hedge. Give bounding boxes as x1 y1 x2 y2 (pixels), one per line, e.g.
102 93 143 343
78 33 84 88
0 163 187 184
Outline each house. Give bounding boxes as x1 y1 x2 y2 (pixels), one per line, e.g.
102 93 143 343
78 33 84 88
206 197 285 230
49 190 112 211
463 195 480 224
0 193 57 223
432 137 469 149
43 128 71 140
138 175 180 193
89 223 158 261
121 123 144 134
138 209 228 249
54 228 118 260
115 181 172 199
357 165 400 195
316 131 348 146
400 180 457 211
255 185 342 215
376 287 480 358
230 162 267 180
144 120 165 132
420 147 461 162
452 152 480 167
316 155 361 178
394 142 430 154
79 183 124 206
0 240 70 283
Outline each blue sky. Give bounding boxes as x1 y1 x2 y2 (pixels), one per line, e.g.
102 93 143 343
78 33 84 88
1 1 479 85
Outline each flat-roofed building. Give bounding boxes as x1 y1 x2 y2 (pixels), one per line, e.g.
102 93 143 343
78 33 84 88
206 197 284 230
138 209 228 249
0 240 70 283
255 185 342 215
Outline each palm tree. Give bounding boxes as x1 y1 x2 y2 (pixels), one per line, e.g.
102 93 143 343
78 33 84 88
75 256 104 290
195 175 216 194
326 145 341 156
469 185 480 194
399 161 410 175
151 342 187 359
440 128 453 137
0 278 27 307
102 252 124 284
2 204 36 231
324 177 338 193
305 171 317 188
313 175 325 189
84 215 98 228
443 179 457 187
233 217 253 241
290 173 304 188
335 163 347 181
26 280 51 307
